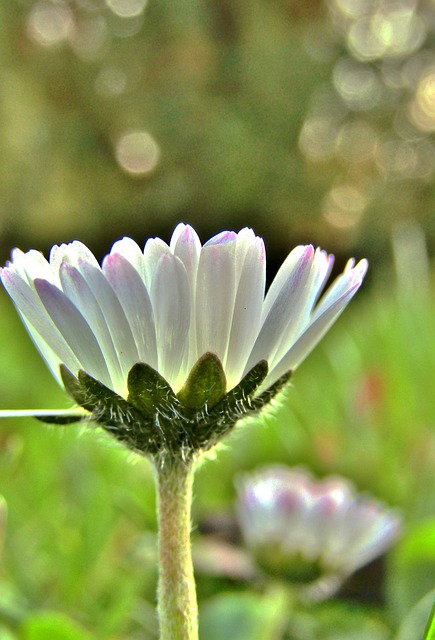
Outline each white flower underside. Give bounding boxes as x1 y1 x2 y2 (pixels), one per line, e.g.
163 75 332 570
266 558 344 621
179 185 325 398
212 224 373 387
1 224 367 413
237 467 401 577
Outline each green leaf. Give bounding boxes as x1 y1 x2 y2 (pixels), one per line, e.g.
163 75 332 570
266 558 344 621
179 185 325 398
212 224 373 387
177 353 226 409
21 611 92 640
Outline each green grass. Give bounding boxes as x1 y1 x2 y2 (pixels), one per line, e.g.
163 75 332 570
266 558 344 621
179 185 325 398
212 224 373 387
0 274 434 639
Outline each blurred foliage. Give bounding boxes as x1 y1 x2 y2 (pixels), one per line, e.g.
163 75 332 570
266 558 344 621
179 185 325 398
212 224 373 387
1 0 435 262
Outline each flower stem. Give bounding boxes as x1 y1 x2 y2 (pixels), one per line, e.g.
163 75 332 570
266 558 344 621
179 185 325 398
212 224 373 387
156 458 198 640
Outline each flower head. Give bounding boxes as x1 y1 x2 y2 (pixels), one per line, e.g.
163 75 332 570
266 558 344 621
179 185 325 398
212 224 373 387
1 225 367 459
236 466 402 589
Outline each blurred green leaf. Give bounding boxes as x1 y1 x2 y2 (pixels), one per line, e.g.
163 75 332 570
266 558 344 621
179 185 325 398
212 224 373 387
423 600 435 640
20 612 92 640
0 625 17 640
395 589 435 640
387 520 435 621
199 590 290 640
287 601 391 640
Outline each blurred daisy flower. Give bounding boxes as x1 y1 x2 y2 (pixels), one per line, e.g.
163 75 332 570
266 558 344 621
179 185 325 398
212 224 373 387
236 466 402 596
0 225 367 459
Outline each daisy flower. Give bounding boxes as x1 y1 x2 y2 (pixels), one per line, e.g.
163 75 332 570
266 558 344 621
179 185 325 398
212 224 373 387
0 224 367 457
236 465 402 593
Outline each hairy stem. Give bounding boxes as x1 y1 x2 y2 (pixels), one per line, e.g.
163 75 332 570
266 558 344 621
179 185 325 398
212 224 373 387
156 458 198 640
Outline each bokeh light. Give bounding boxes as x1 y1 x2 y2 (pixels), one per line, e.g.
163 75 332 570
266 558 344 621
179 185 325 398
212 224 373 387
95 66 128 96
333 57 382 110
105 0 148 19
26 0 75 47
69 14 109 61
115 130 161 176
3 0 435 259
322 183 367 229
409 66 435 132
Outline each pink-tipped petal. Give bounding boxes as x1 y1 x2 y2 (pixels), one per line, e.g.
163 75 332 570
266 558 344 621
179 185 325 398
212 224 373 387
265 282 362 386
244 245 315 373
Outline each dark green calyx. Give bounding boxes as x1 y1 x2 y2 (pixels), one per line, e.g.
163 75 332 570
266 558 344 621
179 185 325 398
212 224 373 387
44 358 292 463
177 352 226 409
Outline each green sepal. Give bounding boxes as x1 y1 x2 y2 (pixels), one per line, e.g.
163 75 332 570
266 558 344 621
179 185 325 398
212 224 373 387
246 369 292 411
56 357 292 463
36 414 86 425
71 369 167 456
60 365 91 408
77 370 143 430
222 359 268 402
190 361 290 451
127 363 180 417
33 365 93 425
177 352 226 409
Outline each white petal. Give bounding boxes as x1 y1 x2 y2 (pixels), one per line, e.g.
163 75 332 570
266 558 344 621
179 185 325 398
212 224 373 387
244 245 315 373
312 259 368 321
109 237 146 279
50 241 100 275
68 258 140 387
59 262 125 390
170 224 202 278
150 253 190 389
18 316 77 385
225 237 266 388
269 248 334 369
339 503 401 572
195 238 237 367
307 250 335 308
143 237 172 290
170 224 202 368
204 230 237 247
264 282 362 386
2 269 82 380
9 249 55 284
103 253 158 370
234 228 257 276
34 278 112 388
261 245 308 318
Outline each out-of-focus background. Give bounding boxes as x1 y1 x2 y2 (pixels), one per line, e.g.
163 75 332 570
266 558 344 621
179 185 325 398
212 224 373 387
1 0 435 262
0 1 435 639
